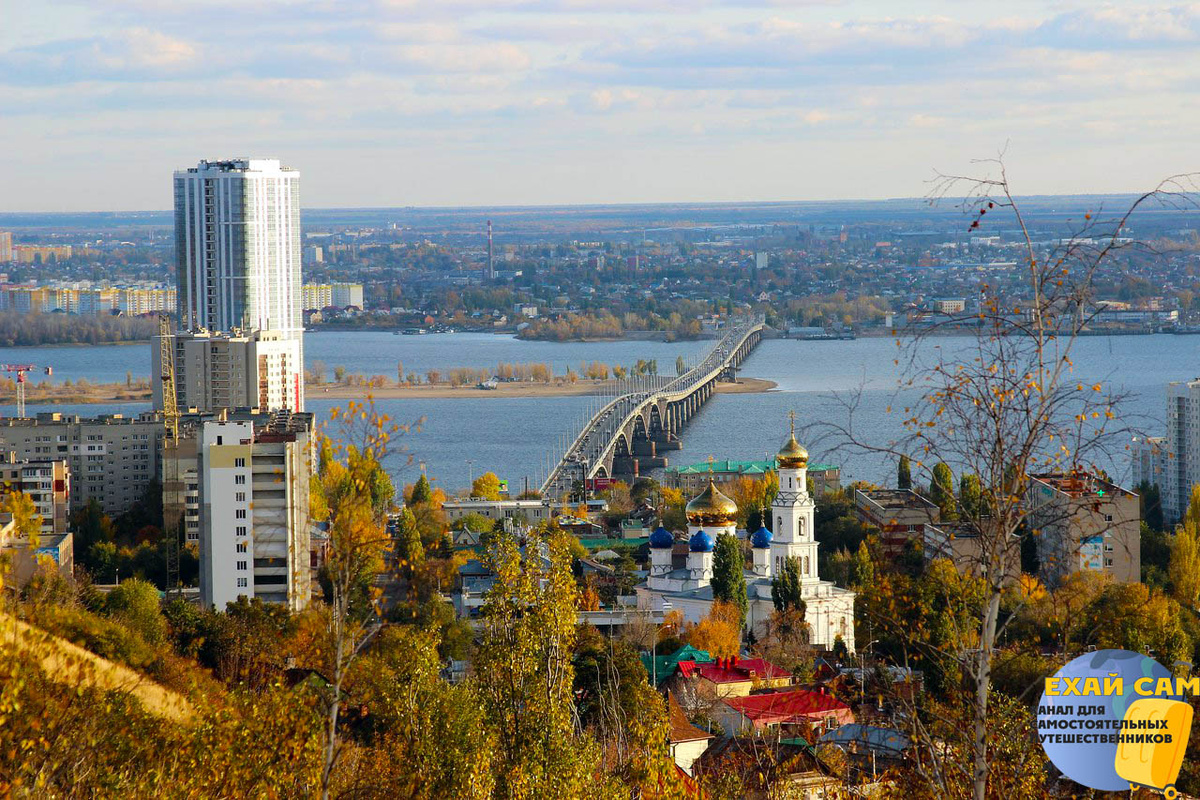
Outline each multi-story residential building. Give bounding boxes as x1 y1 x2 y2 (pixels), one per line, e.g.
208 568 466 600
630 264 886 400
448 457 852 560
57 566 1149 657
301 282 364 311
0 284 175 316
173 159 303 345
198 414 312 611
0 232 12 262
14 245 73 263
1131 435 1168 493
853 488 940 553
1161 379 1200 523
0 452 70 538
0 413 161 515
153 328 304 413
1024 472 1140 587
301 283 332 311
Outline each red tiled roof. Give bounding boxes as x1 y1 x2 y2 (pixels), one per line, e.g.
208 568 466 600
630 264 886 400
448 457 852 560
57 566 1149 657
694 657 791 684
677 660 700 678
723 688 853 726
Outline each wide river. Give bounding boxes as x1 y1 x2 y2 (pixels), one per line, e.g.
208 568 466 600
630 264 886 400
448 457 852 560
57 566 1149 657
3 331 1196 492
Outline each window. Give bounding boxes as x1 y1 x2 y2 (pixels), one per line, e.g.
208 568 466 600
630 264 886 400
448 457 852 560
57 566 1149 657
1105 558 1114 567
236 492 246 502
236 560 247 570
237 577 248 588
234 458 246 468
235 474 246 485
236 509 247 519
236 542 247 553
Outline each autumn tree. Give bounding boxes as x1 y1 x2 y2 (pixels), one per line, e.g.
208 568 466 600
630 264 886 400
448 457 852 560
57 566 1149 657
822 159 1186 799
474 527 604 797
309 399 401 799
684 601 742 659
472 471 503 501
1170 485 1200 610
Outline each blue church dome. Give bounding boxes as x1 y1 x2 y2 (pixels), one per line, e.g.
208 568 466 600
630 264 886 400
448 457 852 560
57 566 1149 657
750 525 773 548
649 526 674 549
689 529 714 552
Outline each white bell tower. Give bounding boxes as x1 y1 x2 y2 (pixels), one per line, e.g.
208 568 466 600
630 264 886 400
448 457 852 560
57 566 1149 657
770 412 820 582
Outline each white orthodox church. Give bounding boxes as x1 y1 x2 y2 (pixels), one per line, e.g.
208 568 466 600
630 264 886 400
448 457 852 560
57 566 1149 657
636 425 856 653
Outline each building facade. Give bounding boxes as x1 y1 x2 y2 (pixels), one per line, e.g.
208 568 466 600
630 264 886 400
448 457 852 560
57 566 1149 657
153 328 304 413
0 452 70 538
1024 472 1141 586
198 416 312 611
0 413 161 515
173 159 303 344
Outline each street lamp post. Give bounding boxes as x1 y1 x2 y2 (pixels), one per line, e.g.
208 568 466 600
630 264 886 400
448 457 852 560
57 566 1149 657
859 639 879 709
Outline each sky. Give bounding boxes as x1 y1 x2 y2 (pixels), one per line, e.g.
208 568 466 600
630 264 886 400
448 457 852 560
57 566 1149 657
1 1 1199 211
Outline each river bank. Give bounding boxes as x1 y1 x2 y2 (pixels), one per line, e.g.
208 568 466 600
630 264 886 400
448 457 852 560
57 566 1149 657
14 376 776 405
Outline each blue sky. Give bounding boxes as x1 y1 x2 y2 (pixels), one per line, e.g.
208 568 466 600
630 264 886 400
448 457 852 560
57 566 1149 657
2 1 1198 211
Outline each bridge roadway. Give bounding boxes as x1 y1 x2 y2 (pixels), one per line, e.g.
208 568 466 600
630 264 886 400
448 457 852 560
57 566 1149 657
540 316 765 498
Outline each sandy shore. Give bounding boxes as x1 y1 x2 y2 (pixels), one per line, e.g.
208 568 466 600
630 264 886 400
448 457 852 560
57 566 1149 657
312 376 777 400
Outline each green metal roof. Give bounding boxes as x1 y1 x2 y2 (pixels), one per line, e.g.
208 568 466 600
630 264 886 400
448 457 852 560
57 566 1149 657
641 644 715 685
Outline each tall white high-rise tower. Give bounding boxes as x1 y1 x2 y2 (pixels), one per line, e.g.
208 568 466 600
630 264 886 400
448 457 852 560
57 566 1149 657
770 413 819 581
173 159 303 342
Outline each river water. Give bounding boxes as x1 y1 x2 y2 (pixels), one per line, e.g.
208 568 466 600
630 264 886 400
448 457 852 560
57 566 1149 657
3 331 1196 492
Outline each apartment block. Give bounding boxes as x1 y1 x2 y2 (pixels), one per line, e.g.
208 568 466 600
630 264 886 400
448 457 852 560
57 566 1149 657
0 413 161 515
853 488 940 554
1024 472 1140 587
0 452 70 538
198 414 312 611
153 328 304 414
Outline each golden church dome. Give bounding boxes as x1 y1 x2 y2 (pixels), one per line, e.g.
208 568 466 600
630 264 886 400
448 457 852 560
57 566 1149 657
685 479 738 526
776 434 809 470
776 412 809 469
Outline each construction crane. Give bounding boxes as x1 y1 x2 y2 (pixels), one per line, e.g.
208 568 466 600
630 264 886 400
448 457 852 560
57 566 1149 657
1 363 53 417
158 314 183 595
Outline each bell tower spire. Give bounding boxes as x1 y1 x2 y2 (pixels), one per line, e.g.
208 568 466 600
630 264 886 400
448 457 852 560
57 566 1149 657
771 412 818 581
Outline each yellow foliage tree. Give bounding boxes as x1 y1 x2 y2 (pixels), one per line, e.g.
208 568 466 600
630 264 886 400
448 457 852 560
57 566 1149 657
1171 485 1200 610
472 471 503 501
683 601 742 659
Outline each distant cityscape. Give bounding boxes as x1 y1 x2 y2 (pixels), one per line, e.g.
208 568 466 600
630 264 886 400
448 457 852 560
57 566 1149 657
0 157 1196 798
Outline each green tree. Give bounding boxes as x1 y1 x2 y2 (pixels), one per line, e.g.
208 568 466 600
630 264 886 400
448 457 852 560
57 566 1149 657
898 455 912 490
104 577 166 646
930 462 956 520
848 540 875 589
771 556 805 617
410 473 433 505
959 473 983 518
471 471 503 501
1138 480 1164 532
711 533 748 629
675 355 686 376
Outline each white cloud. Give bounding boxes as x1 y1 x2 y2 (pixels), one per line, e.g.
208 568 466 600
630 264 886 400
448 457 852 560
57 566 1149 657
3 2 1200 209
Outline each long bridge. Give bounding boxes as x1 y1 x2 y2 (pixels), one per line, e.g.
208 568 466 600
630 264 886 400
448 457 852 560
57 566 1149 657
540 316 766 498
